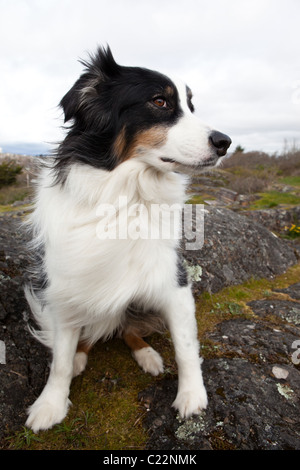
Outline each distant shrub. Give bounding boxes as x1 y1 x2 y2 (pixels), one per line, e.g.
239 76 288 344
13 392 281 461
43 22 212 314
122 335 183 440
229 175 268 194
221 148 300 194
221 162 272 194
222 151 275 169
233 145 245 153
222 149 300 177
0 161 23 188
277 151 300 176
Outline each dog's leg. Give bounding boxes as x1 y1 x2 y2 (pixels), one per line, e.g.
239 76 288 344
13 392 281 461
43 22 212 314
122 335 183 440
73 340 91 377
163 285 208 418
123 331 164 376
26 326 80 433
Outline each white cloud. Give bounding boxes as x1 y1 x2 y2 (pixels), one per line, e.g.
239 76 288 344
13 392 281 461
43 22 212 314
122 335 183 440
0 0 299 154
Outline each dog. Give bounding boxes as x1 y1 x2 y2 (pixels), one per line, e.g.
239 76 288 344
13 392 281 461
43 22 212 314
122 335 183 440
25 46 231 432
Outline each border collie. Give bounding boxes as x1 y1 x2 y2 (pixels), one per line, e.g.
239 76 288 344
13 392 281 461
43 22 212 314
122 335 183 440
25 46 231 432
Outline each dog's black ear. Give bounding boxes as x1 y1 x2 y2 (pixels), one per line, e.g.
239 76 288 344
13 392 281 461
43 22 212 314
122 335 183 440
60 45 120 123
90 45 121 78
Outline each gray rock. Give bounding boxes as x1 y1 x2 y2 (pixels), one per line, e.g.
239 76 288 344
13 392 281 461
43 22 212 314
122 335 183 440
140 357 300 450
183 206 297 295
242 206 300 234
207 317 300 364
248 299 300 325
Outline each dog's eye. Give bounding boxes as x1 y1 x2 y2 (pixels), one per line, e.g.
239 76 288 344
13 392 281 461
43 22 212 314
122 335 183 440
153 97 168 108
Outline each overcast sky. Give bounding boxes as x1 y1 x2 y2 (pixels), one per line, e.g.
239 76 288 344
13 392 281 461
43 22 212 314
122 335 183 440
0 0 299 155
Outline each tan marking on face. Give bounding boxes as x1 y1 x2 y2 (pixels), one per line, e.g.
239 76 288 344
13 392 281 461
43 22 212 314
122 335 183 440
129 126 167 159
114 125 167 162
113 126 127 161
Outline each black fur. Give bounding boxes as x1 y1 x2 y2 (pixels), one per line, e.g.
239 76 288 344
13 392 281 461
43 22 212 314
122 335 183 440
176 256 188 287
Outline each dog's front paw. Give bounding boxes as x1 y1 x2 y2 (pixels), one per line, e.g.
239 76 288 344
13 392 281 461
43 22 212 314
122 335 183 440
26 394 71 433
172 386 208 418
133 346 164 376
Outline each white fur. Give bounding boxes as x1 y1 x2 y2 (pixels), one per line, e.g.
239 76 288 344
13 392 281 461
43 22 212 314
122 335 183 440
72 352 88 377
133 347 164 376
25 82 209 432
160 79 214 168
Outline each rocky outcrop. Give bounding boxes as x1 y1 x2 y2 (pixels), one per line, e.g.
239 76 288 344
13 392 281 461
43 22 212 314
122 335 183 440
183 206 298 295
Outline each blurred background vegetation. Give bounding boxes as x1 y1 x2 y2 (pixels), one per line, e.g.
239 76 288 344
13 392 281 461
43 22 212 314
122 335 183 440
0 143 300 212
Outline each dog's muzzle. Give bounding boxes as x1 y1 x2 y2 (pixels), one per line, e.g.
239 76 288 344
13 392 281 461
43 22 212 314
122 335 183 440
209 130 232 157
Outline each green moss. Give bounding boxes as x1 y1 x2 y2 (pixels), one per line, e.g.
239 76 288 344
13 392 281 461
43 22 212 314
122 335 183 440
278 176 300 187
195 263 300 337
0 205 16 213
249 191 300 209
186 194 211 204
8 427 43 449
0 203 31 214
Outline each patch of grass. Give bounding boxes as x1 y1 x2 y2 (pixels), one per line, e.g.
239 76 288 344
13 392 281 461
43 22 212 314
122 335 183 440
249 191 300 209
0 184 32 205
209 301 243 316
8 339 156 450
195 262 300 340
8 427 43 449
0 203 31 214
186 194 213 204
50 411 97 449
0 205 17 213
0 161 33 205
279 176 300 187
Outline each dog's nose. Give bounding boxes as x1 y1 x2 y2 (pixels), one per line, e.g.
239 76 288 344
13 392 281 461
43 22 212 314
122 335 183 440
209 130 232 157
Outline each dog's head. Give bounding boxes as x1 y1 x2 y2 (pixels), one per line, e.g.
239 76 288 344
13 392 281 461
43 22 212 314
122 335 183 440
58 46 231 175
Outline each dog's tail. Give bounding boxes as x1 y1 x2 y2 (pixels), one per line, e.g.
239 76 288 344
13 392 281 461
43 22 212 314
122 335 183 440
24 285 54 350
